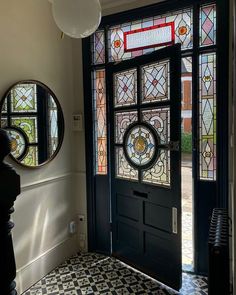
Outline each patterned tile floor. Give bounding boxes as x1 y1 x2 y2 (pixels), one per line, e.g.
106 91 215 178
22 253 208 295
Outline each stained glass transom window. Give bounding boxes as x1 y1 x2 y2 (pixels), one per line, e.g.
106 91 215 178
93 70 107 175
1 117 7 128
114 69 137 107
199 53 216 180
109 9 193 62
11 84 37 113
2 100 7 113
125 124 156 167
116 147 138 180
142 107 170 144
115 111 138 144
200 4 216 47
92 30 105 64
142 150 170 186
142 60 170 103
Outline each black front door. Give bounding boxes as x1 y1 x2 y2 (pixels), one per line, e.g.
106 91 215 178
108 44 182 290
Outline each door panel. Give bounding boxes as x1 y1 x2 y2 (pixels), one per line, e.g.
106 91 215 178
108 44 182 290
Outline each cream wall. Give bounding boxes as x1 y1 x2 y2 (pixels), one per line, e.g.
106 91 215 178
0 1 78 293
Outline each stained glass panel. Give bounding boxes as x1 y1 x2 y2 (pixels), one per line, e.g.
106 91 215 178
22 146 38 167
199 53 216 180
11 84 37 113
1 117 7 128
116 147 138 180
114 69 137 107
125 124 156 167
2 99 7 113
142 107 170 144
142 150 170 186
115 111 138 144
200 4 216 47
11 117 38 143
93 70 107 175
92 30 105 64
142 60 169 103
108 9 193 62
7 128 26 159
48 95 58 156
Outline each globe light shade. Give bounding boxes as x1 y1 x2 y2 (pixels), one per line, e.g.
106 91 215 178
52 0 101 38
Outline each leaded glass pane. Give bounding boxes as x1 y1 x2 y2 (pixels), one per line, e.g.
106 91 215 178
116 147 138 180
125 125 156 167
10 84 37 113
22 146 38 167
114 69 137 107
2 99 7 113
92 30 105 64
199 53 216 180
115 111 138 144
93 70 107 175
108 9 193 62
142 150 170 186
200 4 216 47
11 117 38 143
142 60 169 103
7 128 26 159
1 117 7 128
142 107 170 144
48 95 58 156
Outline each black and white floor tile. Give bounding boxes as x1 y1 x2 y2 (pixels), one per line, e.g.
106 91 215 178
22 253 208 295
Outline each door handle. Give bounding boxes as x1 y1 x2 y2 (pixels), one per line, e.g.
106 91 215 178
133 190 148 198
172 207 178 234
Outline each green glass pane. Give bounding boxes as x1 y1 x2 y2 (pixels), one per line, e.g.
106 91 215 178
22 146 38 166
11 117 38 143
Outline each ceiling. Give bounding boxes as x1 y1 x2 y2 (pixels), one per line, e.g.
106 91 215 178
100 0 162 9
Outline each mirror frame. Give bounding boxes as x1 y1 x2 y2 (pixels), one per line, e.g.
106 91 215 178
0 80 65 168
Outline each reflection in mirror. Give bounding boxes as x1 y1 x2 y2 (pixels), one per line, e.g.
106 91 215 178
0 81 64 168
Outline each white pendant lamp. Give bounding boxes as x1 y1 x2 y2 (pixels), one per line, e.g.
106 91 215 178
52 0 101 38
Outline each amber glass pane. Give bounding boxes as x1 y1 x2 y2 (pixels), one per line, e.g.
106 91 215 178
199 53 216 180
93 70 107 175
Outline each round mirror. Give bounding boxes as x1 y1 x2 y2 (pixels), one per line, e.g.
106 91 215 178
0 80 64 168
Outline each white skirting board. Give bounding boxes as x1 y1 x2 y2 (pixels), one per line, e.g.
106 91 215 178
15 235 78 294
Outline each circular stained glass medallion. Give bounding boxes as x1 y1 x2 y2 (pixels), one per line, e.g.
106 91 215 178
5 127 27 160
124 123 158 168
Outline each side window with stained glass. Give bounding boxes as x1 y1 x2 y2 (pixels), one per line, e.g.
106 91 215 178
199 3 216 47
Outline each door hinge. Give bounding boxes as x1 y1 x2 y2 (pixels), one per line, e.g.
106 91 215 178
172 207 178 234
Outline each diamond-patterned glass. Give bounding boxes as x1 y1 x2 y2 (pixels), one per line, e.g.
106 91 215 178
114 69 137 107
48 95 58 156
200 4 216 47
93 70 107 175
92 30 105 64
199 53 216 180
142 60 170 103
